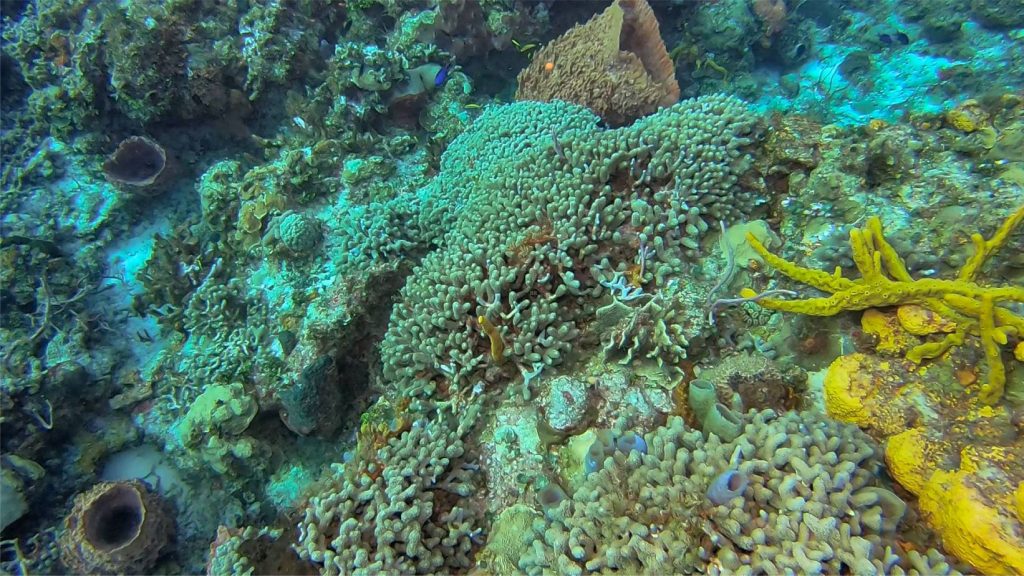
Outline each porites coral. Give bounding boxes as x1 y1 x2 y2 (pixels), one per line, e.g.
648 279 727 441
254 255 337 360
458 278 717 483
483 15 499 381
379 95 760 399
517 409 959 575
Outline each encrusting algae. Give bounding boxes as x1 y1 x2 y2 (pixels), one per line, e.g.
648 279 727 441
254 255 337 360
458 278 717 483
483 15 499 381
742 205 1024 404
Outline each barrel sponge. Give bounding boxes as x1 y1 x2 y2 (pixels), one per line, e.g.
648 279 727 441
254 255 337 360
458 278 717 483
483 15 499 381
516 0 679 126
379 95 758 395
59 480 174 575
294 400 482 575
518 410 958 575
102 136 171 193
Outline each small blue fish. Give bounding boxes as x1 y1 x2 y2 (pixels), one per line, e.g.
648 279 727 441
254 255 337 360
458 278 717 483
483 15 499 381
434 63 453 87
878 33 893 45
894 32 910 45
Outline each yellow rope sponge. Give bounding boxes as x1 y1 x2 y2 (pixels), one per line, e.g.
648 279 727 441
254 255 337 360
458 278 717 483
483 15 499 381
741 204 1024 404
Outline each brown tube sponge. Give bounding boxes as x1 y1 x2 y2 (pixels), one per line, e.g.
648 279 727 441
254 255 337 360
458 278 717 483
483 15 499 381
59 480 174 575
102 136 170 192
515 0 680 126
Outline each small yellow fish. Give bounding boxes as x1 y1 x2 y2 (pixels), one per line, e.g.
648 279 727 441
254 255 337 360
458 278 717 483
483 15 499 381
465 103 482 109
477 315 505 364
512 38 538 55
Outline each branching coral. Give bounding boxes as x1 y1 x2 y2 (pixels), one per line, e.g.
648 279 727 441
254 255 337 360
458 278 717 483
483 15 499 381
741 205 1024 403
295 398 483 575
380 95 759 399
517 409 959 574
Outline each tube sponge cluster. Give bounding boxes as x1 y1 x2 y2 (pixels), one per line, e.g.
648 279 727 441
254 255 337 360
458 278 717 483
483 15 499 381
517 410 960 575
583 430 648 475
380 95 759 396
295 399 483 575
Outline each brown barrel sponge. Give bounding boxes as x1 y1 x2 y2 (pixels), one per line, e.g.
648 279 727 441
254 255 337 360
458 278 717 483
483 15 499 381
515 0 680 126
59 480 174 575
102 136 170 193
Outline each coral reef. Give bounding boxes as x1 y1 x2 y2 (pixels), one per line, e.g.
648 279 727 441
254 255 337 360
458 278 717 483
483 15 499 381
295 398 483 575
380 94 761 399
58 480 174 575
206 524 313 576
516 0 679 126
516 409 958 574
597 277 710 377
3 2 1023 575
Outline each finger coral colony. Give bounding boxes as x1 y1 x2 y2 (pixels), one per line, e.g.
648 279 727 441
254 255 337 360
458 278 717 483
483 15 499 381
0 0 1021 574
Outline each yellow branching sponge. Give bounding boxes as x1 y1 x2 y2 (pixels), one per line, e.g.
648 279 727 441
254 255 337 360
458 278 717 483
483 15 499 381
742 205 1024 404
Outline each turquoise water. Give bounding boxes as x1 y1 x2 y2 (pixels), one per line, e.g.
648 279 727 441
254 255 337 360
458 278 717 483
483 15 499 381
1 0 1022 574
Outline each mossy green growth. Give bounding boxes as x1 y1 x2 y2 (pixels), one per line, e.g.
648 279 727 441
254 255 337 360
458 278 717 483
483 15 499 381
341 156 390 186
199 160 245 234
177 382 258 447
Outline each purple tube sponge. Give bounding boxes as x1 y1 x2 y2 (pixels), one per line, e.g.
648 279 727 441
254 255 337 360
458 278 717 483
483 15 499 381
584 441 606 475
586 430 648 475
615 431 648 455
707 469 749 505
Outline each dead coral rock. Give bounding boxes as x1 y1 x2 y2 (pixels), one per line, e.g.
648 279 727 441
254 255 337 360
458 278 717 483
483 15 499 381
515 0 679 126
700 350 806 412
206 524 314 576
59 480 174 575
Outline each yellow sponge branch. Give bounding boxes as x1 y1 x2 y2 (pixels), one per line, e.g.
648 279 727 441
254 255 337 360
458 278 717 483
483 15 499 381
959 204 1024 282
744 232 855 293
742 205 1024 404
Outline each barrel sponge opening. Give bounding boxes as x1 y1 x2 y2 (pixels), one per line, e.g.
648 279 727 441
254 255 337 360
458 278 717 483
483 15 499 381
82 484 145 552
103 136 168 190
59 480 174 575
